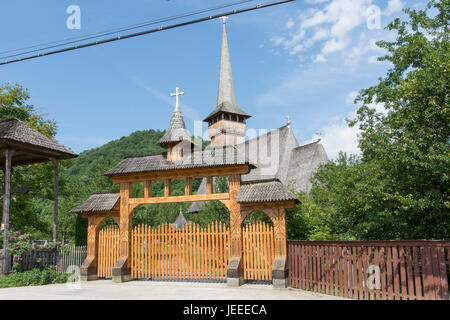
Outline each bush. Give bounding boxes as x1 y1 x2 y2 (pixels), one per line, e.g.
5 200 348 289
0 266 70 288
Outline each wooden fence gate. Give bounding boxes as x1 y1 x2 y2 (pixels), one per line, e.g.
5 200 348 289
97 225 119 278
242 221 275 281
131 222 229 281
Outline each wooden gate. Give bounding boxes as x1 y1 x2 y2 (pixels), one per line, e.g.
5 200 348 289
97 225 119 278
131 222 229 280
242 221 275 281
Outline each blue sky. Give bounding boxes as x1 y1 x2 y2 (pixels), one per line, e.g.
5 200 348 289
0 0 427 158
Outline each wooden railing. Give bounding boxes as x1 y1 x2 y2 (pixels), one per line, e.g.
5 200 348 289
242 221 274 281
288 240 450 300
131 222 229 280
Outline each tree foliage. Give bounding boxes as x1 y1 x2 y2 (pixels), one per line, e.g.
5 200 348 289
309 1 449 240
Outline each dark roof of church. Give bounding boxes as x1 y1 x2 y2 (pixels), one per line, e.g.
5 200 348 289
157 106 192 147
187 125 328 212
236 179 299 203
70 191 120 213
104 146 255 176
0 118 77 166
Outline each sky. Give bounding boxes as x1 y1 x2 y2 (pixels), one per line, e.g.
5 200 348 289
0 0 427 159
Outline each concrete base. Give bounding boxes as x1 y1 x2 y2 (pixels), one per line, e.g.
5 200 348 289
227 277 246 287
227 257 244 287
80 257 98 282
272 257 288 288
112 257 131 283
272 278 288 288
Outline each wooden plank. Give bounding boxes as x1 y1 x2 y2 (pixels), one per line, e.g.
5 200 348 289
404 246 414 300
380 247 387 300
399 247 408 300
185 177 192 196
437 247 449 300
430 246 441 300
128 193 231 206
110 164 251 183
144 181 152 198
392 246 401 300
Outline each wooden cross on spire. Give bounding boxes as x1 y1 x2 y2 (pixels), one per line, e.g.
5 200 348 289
170 87 184 111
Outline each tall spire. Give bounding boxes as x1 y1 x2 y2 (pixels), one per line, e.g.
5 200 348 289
203 17 250 122
217 16 236 108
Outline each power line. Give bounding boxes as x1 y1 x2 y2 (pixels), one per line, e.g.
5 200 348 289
0 0 295 67
0 0 254 57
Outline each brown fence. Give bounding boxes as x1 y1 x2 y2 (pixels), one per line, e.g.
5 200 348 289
288 241 450 300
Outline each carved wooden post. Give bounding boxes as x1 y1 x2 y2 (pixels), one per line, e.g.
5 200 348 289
51 159 59 246
226 174 244 286
113 182 132 283
80 215 103 281
271 207 288 288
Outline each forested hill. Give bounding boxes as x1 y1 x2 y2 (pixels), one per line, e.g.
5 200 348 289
64 129 166 190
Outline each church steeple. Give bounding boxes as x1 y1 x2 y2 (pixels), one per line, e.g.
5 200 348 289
204 17 251 147
158 87 192 161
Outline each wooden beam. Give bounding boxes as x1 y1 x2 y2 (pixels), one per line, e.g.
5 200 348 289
164 179 171 197
128 193 230 205
185 177 192 196
206 176 214 194
51 159 59 246
144 181 152 198
110 164 250 183
2 149 13 273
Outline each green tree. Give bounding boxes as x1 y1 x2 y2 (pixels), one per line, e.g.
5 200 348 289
311 1 449 240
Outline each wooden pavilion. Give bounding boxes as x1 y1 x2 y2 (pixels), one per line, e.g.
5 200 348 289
0 118 78 273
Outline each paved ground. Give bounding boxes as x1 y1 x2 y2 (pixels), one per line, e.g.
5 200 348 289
0 280 345 300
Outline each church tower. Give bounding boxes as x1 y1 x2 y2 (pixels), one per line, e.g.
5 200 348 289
157 87 193 161
203 17 251 147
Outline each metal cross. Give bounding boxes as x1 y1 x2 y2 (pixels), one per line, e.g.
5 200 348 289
286 115 291 127
220 16 229 24
170 87 184 111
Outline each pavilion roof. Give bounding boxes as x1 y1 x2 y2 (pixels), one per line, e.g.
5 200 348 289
236 179 299 204
70 191 120 213
0 118 77 167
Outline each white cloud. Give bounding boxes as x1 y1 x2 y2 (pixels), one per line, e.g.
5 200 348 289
309 121 360 159
385 0 404 15
270 0 402 64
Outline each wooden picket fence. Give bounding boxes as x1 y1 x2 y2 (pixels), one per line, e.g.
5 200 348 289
97 226 120 278
288 241 450 300
242 221 274 281
131 222 229 280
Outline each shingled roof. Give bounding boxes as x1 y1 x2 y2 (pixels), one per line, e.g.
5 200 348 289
157 104 192 147
70 191 120 213
236 179 299 203
0 118 78 166
104 146 254 176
